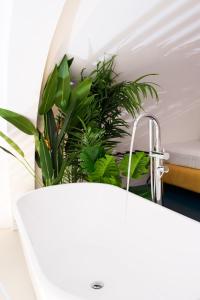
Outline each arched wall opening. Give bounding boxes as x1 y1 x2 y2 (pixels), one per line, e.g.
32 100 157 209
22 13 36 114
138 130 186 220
1 0 200 227
0 0 65 228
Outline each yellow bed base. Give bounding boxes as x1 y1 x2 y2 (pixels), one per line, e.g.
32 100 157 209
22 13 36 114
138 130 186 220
163 163 200 193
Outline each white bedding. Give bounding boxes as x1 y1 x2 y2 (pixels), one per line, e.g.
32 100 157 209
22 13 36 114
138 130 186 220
165 140 200 169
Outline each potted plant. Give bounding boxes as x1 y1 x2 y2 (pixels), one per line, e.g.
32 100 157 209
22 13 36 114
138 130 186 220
0 55 158 195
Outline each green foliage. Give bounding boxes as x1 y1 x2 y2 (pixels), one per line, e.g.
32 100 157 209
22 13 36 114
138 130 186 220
56 77 93 148
0 138 42 186
0 54 157 188
55 55 71 111
69 125 106 151
0 108 37 135
39 137 53 186
44 109 60 177
44 110 57 150
0 109 39 180
52 160 68 185
83 56 159 147
0 145 16 158
129 185 151 200
39 66 58 114
80 151 150 188
80 145 105 173
119 151 150 179
88 154 121 187
0 130 24 157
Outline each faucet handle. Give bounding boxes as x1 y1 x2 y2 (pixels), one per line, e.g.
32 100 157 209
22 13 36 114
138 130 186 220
150 150 170 160
157 165 169 178
162 149 170 161
163 165 169 173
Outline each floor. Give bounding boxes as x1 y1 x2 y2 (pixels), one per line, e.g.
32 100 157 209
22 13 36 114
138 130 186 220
163 184 200 222
131 183 200 222
0 229 36 300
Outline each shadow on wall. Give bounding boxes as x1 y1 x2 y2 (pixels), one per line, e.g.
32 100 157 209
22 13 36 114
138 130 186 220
45 0 200 151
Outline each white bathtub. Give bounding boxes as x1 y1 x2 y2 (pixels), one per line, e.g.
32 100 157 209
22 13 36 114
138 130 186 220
15 183 200 300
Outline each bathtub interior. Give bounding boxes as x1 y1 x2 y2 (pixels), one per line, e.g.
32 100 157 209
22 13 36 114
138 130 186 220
16 183 200 300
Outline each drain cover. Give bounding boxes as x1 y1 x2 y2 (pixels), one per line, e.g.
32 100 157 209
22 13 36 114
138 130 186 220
91 281 104 290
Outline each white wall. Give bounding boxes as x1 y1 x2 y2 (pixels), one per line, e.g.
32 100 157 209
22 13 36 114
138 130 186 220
0 0 13 227
44 0 200 152
1 0 200 227
0 0 65 227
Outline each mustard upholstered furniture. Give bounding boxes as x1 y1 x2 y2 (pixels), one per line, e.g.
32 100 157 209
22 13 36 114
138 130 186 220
163 163 200 193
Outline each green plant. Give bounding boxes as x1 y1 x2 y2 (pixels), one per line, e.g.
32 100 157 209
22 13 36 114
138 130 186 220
88 154 121 186
59 56 158 182
0 55 158 188
119 152 150 178
80 150 150 189
0 126 42 186
129 185 151 199
82 56 158 147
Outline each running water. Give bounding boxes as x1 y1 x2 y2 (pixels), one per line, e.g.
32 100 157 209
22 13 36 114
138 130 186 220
124 120 138 219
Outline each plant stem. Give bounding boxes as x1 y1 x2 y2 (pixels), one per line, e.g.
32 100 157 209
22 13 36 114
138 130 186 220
17 157 43 187
24 158 43 187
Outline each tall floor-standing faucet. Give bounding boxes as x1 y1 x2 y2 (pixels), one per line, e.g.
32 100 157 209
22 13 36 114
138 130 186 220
126 113 169 205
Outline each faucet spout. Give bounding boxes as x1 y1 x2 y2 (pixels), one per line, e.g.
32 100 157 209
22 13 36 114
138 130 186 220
126 113 169 205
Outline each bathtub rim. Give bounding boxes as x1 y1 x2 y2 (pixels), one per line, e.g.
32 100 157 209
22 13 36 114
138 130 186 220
14 182 200 300
16 182 126 204
14 182 135 300
14 186 88 300
15 181 200 227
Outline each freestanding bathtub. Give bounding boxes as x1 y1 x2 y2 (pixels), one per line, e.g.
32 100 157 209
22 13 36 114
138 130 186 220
15 183 200 300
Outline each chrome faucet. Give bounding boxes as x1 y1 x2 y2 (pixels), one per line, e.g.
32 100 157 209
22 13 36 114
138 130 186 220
126 113 169 205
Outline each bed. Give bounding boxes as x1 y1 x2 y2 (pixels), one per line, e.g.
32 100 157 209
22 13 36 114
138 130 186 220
163 140 200 193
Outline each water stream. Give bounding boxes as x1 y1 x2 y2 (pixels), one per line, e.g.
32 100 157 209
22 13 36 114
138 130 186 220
124 121 138 219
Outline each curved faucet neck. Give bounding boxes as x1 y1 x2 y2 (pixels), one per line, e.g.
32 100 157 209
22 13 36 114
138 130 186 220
132 113 161 152
126 113 168 205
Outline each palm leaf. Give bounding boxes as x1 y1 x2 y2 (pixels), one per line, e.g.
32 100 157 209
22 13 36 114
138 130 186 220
80 145 105 173
134 74 158 82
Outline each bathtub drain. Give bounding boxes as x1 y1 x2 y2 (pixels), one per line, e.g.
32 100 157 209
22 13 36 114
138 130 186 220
91 281 104 290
